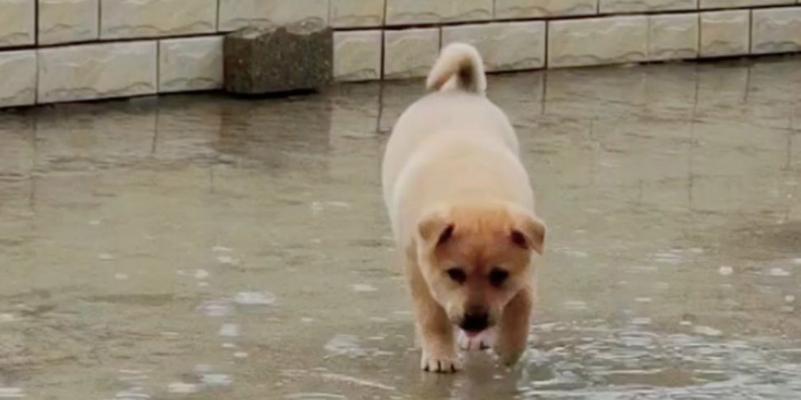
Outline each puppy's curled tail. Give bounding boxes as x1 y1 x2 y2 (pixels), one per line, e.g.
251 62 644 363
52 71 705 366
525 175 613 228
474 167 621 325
426 43 487 95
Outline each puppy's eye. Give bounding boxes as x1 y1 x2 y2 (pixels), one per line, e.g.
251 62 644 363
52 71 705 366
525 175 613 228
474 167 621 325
446 268 466 284
489 268 509 288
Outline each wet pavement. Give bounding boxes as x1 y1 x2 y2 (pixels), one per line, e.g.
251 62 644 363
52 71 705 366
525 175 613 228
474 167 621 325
1 56 800 400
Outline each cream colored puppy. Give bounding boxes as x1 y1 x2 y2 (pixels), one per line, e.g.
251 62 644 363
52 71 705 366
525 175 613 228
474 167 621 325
382 43 546 373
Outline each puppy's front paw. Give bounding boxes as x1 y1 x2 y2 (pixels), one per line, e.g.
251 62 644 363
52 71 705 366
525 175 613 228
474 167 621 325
457 329 495 351
494 345 526 366
420 350 462 373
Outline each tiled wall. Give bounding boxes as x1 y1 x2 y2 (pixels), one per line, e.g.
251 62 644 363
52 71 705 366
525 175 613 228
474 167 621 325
2 0 801 108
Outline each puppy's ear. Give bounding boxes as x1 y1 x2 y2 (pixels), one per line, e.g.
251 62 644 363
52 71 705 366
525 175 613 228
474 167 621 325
418 208 454 248
510 209 546 255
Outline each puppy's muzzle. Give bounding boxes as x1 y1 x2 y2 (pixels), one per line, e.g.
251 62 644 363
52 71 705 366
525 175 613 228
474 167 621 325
459 307 489 334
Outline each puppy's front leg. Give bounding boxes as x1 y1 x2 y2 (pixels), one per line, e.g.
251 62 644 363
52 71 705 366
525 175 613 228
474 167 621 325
495 287 533 366
407 261 460 373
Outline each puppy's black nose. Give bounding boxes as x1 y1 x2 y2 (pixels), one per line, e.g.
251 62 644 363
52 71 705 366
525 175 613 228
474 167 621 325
460 312 489 333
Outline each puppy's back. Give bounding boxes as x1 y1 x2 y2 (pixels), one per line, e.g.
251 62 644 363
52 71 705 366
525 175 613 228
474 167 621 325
383 44 516 197
382 43 524 240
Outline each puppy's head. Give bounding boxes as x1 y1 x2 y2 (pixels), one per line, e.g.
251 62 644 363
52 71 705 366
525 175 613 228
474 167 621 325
415 203 545 336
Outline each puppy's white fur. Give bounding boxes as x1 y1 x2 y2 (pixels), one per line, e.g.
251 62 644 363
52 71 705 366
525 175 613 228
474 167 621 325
382 43 544 373
383 45 528 241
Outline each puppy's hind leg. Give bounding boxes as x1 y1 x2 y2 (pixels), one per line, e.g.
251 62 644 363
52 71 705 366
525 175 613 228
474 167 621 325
495 287 533 366
407 261 461 373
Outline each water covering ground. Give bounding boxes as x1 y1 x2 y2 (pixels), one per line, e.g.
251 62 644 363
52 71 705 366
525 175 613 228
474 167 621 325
1 57 800 399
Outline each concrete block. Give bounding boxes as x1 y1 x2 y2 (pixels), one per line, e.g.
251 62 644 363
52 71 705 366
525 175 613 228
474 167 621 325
224 27 333 94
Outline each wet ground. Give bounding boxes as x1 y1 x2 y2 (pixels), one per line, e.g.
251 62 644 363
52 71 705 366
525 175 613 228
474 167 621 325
1 56 800 400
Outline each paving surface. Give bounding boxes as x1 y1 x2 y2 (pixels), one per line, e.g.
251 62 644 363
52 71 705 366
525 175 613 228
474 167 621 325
1 56 800 399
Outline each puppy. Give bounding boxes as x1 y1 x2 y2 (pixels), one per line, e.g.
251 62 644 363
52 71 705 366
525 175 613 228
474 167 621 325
381 43 546 373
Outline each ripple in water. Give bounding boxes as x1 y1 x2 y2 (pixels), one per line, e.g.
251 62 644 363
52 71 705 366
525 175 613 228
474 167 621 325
198 299 232 317
218 323 239 337
324 335 365 357
201 374 232 387
234 291 276 306
351 284 377 293
167 382 198 394
323 334 394 359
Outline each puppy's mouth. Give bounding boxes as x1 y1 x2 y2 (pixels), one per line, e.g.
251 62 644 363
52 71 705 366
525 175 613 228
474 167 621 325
462 329 484 338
